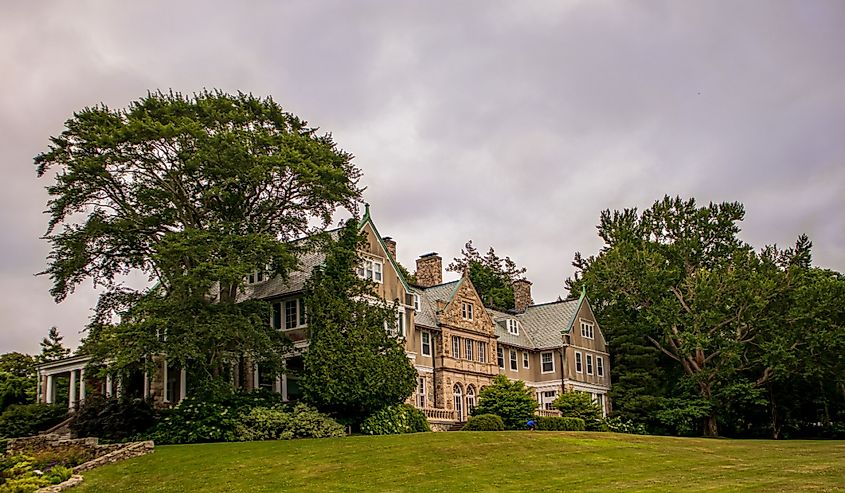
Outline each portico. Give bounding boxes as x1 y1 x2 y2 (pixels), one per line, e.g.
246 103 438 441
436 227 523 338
36 354 92 409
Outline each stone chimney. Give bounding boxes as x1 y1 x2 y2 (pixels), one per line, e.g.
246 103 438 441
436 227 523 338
415 253 442 287
382 236 396 259
513 279 533 312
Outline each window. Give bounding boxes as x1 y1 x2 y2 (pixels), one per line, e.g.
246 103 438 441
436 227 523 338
421 332 431 357
285 299 298 329
597 356 604 377
396 308 405 337
417 377 426 408
596 393 605 415
522 352 530 369
543 390 557 410
506 319 520 335
465 339 474 361
357 258 384 283
466 385 476 414
461 302 473 320
575 352 583 373
272 302 282 329
541 352 554 373
453 384 464 421
452 336 461 359
413 294 420 311
477 341 487 363
497 346 504 368
247 269 267 284
586 354 594 375
581 321 594 339
509 349 517 371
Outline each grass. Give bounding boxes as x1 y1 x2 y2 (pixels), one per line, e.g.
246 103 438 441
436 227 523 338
75 432 844 492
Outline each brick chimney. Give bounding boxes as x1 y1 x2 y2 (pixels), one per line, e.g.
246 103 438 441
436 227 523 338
513 279 533 312
382 236 396 259
415 253 442 287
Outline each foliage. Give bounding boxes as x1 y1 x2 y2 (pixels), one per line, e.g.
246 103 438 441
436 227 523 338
36 90 362 382
472 375 537 430
360 404 430 435
461 414 505 431
0 353 37 413
0 404 67 438
567 195 845 437
38 328 70 364
534 416 586 431
0 454 71 493
552 392 603 429
26 444 96 469
601 416 647 435
70 396 156 441
235 404 345 441
301 221 417 422
447 241 526 311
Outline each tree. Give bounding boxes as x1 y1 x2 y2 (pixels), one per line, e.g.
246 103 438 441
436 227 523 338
472 375 537 429
36 90 362 381
300 220 417 423
38 327 70 363
447 241 526 311
553 391 603 426
567 196 798 437
0 353 37 412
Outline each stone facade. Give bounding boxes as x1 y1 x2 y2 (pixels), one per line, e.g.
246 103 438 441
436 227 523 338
415 253 442 287
513 279 533 313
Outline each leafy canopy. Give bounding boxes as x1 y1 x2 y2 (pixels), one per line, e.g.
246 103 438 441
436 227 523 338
472 375 537 429
448 241 526 311
300 220 417 422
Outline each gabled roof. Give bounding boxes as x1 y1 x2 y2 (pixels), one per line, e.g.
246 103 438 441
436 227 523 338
413 280 460 328
488 298 582 350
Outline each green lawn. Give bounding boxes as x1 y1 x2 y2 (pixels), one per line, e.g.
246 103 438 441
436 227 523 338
76 432 844 492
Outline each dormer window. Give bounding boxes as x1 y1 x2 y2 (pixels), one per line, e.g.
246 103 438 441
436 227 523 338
413 294 420 312
461 302 473 320
506 319 520 335
581 320 594 339
247 265 272 284
357 258 384 283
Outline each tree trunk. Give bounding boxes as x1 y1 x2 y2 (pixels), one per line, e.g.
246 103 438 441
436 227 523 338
703 414 719 438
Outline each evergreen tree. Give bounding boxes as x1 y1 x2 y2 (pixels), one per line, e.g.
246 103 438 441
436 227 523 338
447 241 526 311
472 375 537 429
39 327 70 363
300 220 417 423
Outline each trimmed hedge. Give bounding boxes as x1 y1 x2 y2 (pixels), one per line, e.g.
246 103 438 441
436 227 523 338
0 403 67 438
360 404 430 435
535 416 586 431
462 414 505 431
235 404 345 441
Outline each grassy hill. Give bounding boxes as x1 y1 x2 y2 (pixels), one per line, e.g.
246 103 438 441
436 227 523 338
76 432 844 492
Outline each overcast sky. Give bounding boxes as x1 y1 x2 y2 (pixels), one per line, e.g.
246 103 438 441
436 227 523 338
1 1 843 354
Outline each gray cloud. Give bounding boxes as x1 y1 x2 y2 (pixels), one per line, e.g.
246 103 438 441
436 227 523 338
1 0 843 353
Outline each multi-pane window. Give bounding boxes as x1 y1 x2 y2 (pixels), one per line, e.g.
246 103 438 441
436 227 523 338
586 354 594 375
581 321 594 339
396 308 405 337
506 319 519 335
461 302 473 320
357 259 384 283
284 299 306 330
575 352 583 373
421 332 431 356
477 342 487 363
413 294 420 312
497 346 504 368
465 339 474 361
541 352 554 373
543 391 557 410
452 336 461 359
509 349 518 371
522 352 529 369
597 356 604 377
417 377 426 408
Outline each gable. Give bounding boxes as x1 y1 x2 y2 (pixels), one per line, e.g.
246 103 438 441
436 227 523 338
437 276 495 337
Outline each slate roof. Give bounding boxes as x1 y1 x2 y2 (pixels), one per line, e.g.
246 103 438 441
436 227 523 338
487 299 581 350
413 280 460 328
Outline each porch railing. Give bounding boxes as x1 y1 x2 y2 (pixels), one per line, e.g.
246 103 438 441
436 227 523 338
422 408 456 421
535 409 562 417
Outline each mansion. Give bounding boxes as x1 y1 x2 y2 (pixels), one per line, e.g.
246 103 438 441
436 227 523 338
37 206 611 426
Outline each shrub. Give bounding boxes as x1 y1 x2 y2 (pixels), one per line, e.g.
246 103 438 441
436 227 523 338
286 404 346 439
602 416 648 435
534 416 585 431
462 414 505 431
0 454 70 493
70 396 156 441
472 375 536 429
235 404 344 441
42 465 73 485
360 404 430 435
27 443 96 469
552 392 603 429
0 404 67 438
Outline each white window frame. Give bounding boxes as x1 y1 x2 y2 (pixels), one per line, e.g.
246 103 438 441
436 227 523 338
597 356 604 377
461 302 474 320
522 351 529 369
284 298 306 330
417 377 426 409
452 336 461 359
413 294 420 312
465 338 474 361
497 346 504 369
507 319 519 335
357 258 384 283
509 349 518 371
541 351 554 374
542 390 557 410
575 351 583 373
477 341 487 363
421 332 431 357
580 320 594 340
586 353 594 375
396 307 406 337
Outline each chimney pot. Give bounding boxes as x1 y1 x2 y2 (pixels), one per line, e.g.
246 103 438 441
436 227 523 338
382 236 396 259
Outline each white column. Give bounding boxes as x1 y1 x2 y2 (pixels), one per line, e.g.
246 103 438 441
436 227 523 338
69 370 77 409
46 374 54 404
273 376 281 394
162 359 169 402
281 374 288 401
143 372 149 399
105 374 113 397
179 368 187 402
79 369 86 403
253 365 259 390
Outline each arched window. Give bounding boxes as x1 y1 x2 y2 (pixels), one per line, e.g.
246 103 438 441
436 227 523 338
466 385 476 414
453 383 464 422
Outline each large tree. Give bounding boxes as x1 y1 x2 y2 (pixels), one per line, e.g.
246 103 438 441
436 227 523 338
0 353 37 412
38 326 70 363
568 196 807 437
300 220 417 423
36 90 362 381
447 241 526 311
